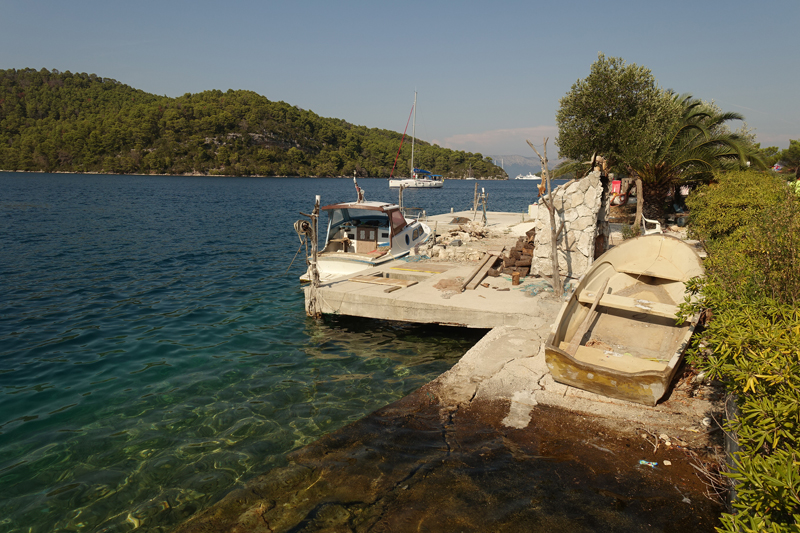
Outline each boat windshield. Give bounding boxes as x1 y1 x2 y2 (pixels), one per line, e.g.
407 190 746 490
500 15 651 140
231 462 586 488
327 208 389 228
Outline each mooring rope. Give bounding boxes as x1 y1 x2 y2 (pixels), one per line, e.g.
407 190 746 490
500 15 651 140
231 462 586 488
286 219 314 274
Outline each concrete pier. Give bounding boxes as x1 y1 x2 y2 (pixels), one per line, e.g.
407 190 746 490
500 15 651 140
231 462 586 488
305 210 561 328
306 261 562 328
304 210 718 431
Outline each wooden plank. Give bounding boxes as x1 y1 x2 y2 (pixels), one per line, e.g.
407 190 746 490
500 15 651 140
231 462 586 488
464 254 500 291
458 253 492 292
349 275 418 289
565 279 609 355
576 291 680 320
390 263 452 273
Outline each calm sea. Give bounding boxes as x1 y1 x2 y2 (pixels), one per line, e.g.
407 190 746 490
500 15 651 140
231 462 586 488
0 173 552 533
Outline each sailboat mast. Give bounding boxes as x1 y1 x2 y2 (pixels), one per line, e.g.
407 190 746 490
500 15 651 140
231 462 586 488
410 91 416 178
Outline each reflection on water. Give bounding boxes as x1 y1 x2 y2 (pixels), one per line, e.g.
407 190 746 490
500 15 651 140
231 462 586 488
1 313 482 533
0 173 488 533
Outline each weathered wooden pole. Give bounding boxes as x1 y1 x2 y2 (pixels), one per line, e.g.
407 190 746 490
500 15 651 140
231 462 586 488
305 195 322 318
527 138 564 298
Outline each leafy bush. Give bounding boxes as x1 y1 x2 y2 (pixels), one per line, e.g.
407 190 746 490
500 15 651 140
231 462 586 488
621 223 641 240
687 170 788 244
688 171 800 304
682 170 800 531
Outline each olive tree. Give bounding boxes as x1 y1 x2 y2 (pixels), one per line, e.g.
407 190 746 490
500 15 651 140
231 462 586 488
556 53 672 169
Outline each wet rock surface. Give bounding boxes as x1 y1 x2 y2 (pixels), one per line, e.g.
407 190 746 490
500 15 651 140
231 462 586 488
175 385 724 533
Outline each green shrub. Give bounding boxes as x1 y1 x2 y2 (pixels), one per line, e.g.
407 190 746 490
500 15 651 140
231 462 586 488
682 170 800 532
687 170 788 243
621 224 641 240
688 170 800 305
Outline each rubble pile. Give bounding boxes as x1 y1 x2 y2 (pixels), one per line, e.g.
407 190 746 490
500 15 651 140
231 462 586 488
489 228 535 279
422 221 504 263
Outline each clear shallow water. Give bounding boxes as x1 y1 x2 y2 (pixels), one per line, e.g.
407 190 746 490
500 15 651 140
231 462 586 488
0 174 548 532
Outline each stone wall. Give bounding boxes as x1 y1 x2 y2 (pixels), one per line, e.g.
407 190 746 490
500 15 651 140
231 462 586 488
530 171 609 280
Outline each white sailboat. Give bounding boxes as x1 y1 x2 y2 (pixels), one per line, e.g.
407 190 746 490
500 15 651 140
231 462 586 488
388 92 444 189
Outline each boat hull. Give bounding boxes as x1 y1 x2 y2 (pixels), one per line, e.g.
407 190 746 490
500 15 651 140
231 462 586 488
544 344 682 406
299 200 432 282
388 178 443 188
301 248 413 282
545 235 704 406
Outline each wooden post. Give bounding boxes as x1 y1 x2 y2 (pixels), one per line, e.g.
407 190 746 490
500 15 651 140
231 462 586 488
527 138 564 299
305 195 322 318
481 188 488 225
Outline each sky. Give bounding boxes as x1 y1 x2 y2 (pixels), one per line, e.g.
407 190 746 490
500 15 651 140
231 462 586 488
1 0 798 158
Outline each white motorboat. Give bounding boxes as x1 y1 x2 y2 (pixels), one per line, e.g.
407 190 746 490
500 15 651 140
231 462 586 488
388 92 444 189
298 188 432 282
515 172 540 180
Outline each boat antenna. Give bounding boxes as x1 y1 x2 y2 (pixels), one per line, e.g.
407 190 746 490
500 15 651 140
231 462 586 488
411 91 417 179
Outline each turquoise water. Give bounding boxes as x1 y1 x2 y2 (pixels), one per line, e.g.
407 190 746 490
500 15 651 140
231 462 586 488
0 174 551 532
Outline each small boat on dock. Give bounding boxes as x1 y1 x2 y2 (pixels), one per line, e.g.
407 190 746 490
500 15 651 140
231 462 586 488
298 181 432 282
545 234 704 406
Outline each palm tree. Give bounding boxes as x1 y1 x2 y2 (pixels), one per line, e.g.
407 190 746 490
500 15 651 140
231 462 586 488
625 94 763 225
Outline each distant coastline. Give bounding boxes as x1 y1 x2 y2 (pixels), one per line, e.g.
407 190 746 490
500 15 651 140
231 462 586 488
0 170 507 180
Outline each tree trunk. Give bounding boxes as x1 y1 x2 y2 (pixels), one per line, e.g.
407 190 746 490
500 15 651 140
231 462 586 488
634 177 643 229
527 138 563 298
641 181 674 222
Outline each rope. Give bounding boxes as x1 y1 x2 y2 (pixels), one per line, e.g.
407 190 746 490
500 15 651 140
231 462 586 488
286 220 314 274
294 219 312 240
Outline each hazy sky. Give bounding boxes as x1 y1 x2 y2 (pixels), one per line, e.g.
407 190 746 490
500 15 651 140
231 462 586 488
2 0 797 157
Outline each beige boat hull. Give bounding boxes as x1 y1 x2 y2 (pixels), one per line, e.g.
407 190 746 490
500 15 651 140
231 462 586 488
545 235 704 406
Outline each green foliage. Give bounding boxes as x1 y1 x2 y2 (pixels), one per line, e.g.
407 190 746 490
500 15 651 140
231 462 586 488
681 168 800 531
0 68 505 178
778 140 800 168
684 285 800 531
687 170 800 302
687 170 789 243
620 224 640 240
626 94 759 192
756 144 782 169
721 450 800 532
555 53 669 169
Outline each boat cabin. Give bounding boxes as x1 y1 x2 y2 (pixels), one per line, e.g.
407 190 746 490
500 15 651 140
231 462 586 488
321 201 411 256
412 168 443 182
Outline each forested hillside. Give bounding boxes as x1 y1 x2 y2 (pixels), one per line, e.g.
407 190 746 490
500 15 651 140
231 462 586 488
0 68 506 178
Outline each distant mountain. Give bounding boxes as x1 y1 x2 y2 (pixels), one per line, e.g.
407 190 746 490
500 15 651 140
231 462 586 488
487 154 541 179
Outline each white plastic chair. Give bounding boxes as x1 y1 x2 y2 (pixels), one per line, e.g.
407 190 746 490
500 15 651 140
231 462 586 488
642 216 662 235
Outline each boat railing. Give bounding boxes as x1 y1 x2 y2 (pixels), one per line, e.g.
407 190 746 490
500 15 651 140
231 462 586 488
402 206 427 220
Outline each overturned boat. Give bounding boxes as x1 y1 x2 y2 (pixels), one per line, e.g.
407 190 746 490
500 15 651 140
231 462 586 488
545 234 704 406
